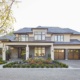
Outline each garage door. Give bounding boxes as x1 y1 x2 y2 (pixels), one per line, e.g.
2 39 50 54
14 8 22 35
54 49 65 60
68 49 80 60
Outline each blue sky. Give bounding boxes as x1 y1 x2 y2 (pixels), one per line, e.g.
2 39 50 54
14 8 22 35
12 0 80 32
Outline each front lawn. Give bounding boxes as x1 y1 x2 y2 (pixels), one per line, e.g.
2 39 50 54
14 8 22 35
3 58 68 68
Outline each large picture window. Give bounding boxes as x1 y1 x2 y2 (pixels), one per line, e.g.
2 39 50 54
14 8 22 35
34 32 45 40
54 35 64 42
34 47 45 56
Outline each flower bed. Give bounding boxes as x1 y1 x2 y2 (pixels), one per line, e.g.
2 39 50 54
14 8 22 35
3 59 68 68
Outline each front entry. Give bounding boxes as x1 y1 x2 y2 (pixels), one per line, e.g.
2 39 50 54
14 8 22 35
18 47 26 59
54 49 65 60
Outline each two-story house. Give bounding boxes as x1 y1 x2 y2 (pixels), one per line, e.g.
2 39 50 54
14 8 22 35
0 26 80 61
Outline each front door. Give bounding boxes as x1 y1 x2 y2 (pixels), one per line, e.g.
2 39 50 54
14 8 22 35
18 47 26 59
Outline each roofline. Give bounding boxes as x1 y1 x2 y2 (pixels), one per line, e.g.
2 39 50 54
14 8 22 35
0 41 54 43
31 28 48 30
54 43 80 45
13 32 32 34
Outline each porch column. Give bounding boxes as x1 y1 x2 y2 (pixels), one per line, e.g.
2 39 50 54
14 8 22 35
51 45 54 60
26 45 29 60
65 49 68 60
2 44 6 61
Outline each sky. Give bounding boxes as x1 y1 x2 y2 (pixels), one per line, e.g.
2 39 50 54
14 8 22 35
12 0 80 32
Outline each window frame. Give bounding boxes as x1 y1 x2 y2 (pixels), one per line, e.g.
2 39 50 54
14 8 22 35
18 34 28 41
34 32 45 40
54 35 64 42
34 47 45 57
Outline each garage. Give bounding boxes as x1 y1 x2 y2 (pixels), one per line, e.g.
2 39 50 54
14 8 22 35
68 49 80 60
54 49 65 60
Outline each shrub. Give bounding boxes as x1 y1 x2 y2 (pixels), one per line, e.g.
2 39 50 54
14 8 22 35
40 64 44 68
3 59 68 68
30 64 35 68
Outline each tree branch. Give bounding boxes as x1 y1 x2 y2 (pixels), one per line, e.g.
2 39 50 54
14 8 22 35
0 0 15 28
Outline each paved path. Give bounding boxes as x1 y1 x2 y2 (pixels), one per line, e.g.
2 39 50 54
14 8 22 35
58 60 80 68
0 68 80 80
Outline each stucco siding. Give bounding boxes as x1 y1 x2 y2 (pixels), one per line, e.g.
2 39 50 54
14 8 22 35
70 35 80 40
54 45 80 49
0 43 3 48
51 34 70 42
10 48 18 59
64 34 70 42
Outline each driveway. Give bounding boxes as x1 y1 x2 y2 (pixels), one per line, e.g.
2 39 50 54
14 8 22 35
0 68 80 80
58 60 80 68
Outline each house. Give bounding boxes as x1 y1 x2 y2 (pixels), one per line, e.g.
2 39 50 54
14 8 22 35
0 26 80 61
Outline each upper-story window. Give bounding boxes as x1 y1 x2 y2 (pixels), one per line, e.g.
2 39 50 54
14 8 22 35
34 32 45 40
54 35 64 42
18 35 28 41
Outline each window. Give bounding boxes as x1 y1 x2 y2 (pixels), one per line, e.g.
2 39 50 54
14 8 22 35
34 32 45 40
18 35 28 41
34 47 45 56
54 35 64 42
21 35 25 41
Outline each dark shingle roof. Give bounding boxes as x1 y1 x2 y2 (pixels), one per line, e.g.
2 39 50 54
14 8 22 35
14 26 80 34
14 28 32 33
0 34 15 41
54 39 80 45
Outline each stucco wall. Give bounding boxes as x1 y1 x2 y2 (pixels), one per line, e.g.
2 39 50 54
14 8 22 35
51 34 70 42
10 48 18 59
64 34 70 42
70 35 80 40
0 43 3 48
54 45 80 49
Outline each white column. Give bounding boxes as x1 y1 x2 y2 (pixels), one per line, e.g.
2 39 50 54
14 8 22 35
51 44 54 60
65 49 68 60
26 45 29 60
2 44 6 61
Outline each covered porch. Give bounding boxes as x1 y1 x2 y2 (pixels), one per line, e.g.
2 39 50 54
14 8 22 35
2 42 54 61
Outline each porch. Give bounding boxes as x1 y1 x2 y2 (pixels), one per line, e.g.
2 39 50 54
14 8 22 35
1 42 54 61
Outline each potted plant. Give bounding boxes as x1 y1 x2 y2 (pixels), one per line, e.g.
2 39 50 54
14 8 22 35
21 50 26 59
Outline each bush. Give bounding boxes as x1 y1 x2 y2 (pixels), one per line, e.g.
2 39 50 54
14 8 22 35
0 58 6 64
3 59 68 68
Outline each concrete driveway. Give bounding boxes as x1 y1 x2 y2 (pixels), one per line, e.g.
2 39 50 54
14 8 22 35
0 68 80 80
58 60 80 68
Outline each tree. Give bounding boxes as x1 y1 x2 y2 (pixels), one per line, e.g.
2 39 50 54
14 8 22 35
0 0 19 35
